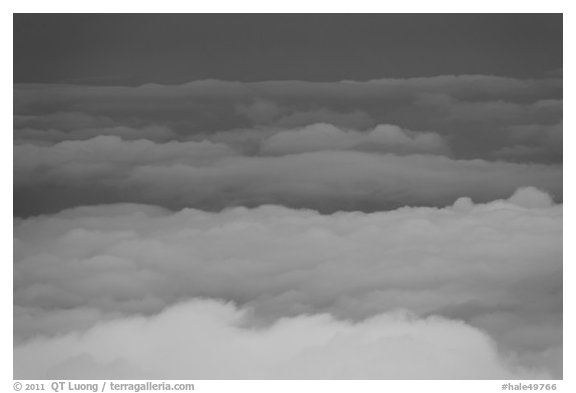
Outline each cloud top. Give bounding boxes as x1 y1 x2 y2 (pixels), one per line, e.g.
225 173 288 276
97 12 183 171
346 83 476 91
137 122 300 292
14 135 561 216
14 299 548 380
14 188 562 378
260 123 450 156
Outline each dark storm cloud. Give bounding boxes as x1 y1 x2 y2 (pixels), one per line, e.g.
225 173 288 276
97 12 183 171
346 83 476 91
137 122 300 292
13 14 562 84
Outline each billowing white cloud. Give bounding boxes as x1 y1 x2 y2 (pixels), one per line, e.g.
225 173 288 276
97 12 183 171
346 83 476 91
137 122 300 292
14 188 562 378
13 299 548 379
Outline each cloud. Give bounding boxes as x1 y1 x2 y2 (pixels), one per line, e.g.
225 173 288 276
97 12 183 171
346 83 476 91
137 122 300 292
12 75 562 379
14 188 562 378
260 123 450 156
14 125 177 145
13 299 548 379
235 99 284 124
14 135 237 188
14 133 561 215
492 123 562 163
507 186 555 208
14 112 117 131
274 108 374 129
236 99 375 129
14 75 562 162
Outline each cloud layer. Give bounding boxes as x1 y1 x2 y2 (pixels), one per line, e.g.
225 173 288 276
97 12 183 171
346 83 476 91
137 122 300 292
259 123 451 156
14 76 562 163
14 188 562 378
14 133 561 216
13 299 549 380
13 75 562 379
13 76 563 216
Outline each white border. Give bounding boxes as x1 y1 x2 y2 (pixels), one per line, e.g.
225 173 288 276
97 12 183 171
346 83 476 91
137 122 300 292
4 5 572 393
4 1 571 14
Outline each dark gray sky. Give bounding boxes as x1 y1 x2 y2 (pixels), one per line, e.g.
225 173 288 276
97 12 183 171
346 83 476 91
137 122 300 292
14 14 562 84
